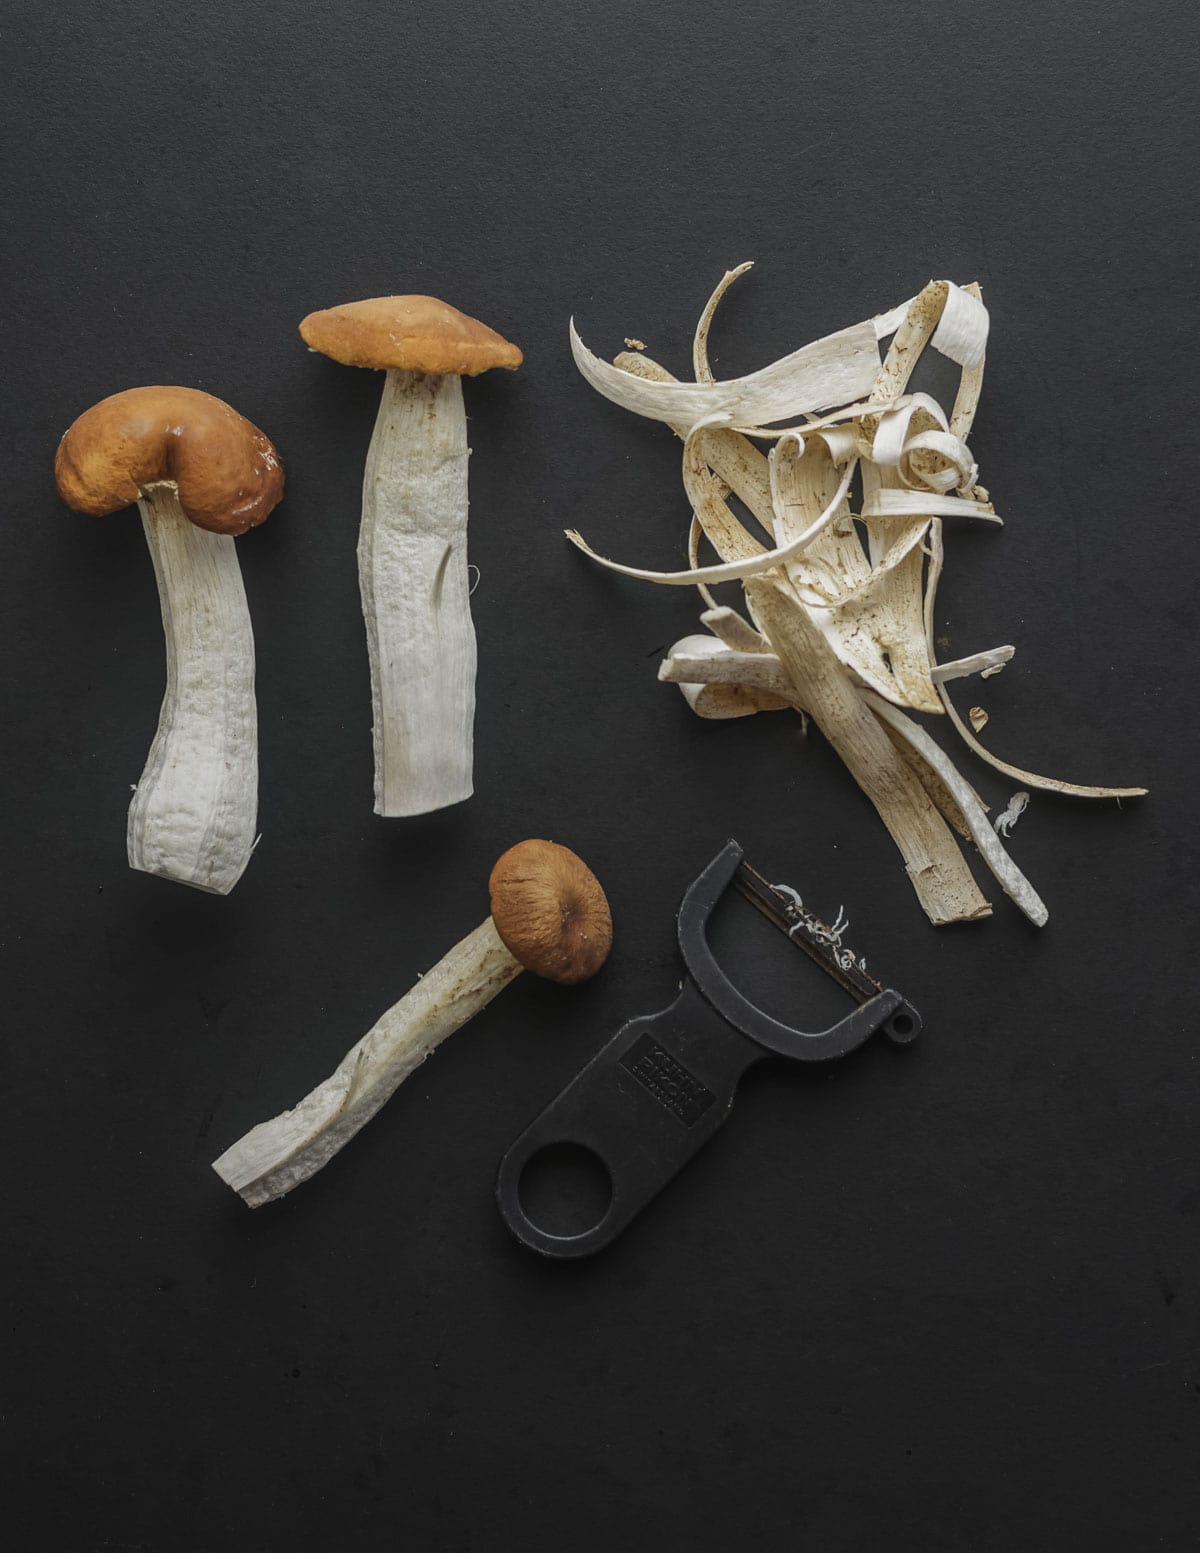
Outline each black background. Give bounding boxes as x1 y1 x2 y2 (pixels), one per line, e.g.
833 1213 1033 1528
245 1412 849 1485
3 2 1197 1547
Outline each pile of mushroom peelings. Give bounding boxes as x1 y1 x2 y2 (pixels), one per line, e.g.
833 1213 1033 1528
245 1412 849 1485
567 266 1146 928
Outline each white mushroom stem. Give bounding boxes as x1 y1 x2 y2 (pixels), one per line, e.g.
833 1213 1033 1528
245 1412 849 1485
213 918 522 1207
360 367 475 817
127 484 257 894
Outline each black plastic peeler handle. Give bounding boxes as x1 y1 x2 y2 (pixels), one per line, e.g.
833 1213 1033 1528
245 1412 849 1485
496 841 920 1259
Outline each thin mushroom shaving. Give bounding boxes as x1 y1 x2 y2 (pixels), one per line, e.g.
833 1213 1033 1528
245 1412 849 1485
568 266 1146 926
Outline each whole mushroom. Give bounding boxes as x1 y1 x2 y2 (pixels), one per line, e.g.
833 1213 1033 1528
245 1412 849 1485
299 295 522 817
54 386 283 893
212 840 612 1207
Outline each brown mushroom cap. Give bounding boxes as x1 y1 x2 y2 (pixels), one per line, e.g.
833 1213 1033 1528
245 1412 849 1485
488 840 612 985
54 386 284 537
299 295 523 377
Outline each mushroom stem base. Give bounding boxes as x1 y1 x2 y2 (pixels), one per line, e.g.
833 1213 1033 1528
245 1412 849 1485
128 486 257 894
212 917 522 1206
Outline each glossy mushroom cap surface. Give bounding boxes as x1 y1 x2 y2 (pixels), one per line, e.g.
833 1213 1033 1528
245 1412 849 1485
489 840 612 985
299 295 523 377
54 386 284 536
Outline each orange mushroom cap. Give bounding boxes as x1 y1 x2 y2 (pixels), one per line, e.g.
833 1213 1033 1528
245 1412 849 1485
489 840 612 985
299 295 522 377
54 386 284 537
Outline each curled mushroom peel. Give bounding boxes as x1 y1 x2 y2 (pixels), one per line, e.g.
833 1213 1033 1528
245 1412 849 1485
567 268 1146 926
212 840 612 1207
55 387 283 893
300 295 522 817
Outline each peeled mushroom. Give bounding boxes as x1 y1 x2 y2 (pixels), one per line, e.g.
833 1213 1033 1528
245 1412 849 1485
54 386 283 893
212 839 612 1207
299 295 522 817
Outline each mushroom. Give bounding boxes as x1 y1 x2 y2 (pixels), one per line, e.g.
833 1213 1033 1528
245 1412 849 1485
212 839 612 1207
299 295 522 816
55 386 283 894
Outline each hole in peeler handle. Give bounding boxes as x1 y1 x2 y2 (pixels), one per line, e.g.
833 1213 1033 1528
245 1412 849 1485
516 1141 614 1240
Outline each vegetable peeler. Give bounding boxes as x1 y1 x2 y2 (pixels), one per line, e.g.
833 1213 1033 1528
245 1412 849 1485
496 839 921 1258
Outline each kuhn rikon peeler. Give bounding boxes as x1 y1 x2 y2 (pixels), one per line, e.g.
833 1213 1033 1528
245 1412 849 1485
496 839 920 1258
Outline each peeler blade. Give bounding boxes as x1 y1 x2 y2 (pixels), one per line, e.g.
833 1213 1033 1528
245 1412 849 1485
732 858 883 1005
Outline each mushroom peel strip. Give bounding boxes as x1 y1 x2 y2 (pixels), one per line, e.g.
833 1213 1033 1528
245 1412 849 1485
871 395 978 495
796 521 932 612
569 315 881 430
728 571 992 926
694 261 754 383
684 438 770 566
860 691 1048 926
768 431 937 711
660 640 793 699
664 635 791 719
839 283 993 715
872 392 950 458
686 520 722 614
867 280 990 418
923 520 1147 799
726 396 910 442
933 645 1015 682
571 269 1143 923
128 485 258 894
699 605 774 654
859 489 1001 523
565 425 858 586
678 520 989 922
948 301 987 441
663 639 1018 690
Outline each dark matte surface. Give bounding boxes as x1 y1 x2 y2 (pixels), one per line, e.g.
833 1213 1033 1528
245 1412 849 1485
3 2 1197 1547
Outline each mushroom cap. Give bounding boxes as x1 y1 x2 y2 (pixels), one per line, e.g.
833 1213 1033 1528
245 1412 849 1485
54 386 284 537
489 840 612 985
299 295 523 376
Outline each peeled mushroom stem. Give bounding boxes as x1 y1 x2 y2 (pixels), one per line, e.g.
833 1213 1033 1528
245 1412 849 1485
360 366 473 815
212 840 612 1207
128 483 258 892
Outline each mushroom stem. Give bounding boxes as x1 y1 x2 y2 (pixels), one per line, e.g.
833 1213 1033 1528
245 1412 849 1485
213 918 522 1207
360 367 475 816
128 484 257 894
